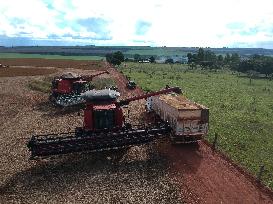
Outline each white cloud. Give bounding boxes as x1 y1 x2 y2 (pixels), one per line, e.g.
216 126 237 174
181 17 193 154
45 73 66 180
0 0 273 47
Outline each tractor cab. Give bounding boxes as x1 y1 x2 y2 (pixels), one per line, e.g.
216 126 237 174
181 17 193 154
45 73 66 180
82 89 123 131
127 80 136 89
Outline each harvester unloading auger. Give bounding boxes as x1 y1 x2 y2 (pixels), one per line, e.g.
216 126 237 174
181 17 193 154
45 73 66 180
27 87 182 159
49 70 109 107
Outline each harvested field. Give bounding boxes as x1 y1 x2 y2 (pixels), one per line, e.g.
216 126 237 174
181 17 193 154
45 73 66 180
0 60 183 204
0 58 104 70
0 67 57 77
0 59 272 204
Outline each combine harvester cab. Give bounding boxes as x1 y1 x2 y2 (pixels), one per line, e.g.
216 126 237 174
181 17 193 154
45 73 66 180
147 94 209 143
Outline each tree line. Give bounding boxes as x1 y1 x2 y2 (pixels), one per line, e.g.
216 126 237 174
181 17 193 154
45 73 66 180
234 54 273 76
106 52 155 65
187 48 273 76
105 49 273 77
187 48 240 69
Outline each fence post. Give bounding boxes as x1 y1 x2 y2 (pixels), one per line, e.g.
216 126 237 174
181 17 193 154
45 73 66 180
212 133 218 150
257 165 265 182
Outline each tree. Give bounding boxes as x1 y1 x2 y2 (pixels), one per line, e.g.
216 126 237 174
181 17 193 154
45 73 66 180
106 51 125 66
217 54 224 66
165 58 174 64
231 53 240 62
246 70 260 85
234 55 273 77
237 60 253 73
113 51 124 62
260 59 273 76
134 54 141 62
187 53 192 62
149 56 155 63
230 53 240 70
224 53 231 64
106 53 114 64
187 53 198 63
206 50 217 61
217 54 224 62
197 48 205 62
199 61 214 68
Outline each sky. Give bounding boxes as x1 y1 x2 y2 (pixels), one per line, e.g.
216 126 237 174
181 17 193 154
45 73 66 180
1 0 273 48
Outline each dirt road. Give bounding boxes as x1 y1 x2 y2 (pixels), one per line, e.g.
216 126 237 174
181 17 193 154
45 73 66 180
0 59 272 204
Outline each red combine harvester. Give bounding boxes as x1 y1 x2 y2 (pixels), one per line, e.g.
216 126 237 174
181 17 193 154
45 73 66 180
50 71 109 107
27 87 182 158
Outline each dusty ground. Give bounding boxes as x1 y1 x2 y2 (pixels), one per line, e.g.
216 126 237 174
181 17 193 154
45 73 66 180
0 59 272 204
0 67 57 77
0 58 104 70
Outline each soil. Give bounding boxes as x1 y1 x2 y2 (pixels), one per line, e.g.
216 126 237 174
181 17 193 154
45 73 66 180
0 67 57 77
0 58 272 204
0 58 104 70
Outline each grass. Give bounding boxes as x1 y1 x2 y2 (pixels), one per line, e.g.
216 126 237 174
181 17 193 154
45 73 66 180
119 62 273 189
28 78 52 93
124 47 188 56
90 78 116 90
0 53 104 60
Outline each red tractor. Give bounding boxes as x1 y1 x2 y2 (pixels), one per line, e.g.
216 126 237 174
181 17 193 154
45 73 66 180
27 86 182 158
50 71 109 107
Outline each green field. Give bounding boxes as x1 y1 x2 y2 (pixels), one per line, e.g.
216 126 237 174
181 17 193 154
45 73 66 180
123 47 188 56
119 62 273 189
0 53 104 60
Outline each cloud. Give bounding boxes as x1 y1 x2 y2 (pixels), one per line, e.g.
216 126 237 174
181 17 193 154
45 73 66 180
9 18 26 27
0 35 92 46
0 0 273 48
239 27 259 36
77 17 112 40
226 22 245 30
135 21 152 36
77 18 107 32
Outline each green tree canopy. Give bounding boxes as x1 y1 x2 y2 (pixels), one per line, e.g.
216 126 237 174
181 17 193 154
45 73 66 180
149 56 155 63
106 51 125 66
165 58 174 64
134 54 141 62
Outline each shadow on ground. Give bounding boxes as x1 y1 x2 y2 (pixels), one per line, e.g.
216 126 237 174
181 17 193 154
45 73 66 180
33 101 83 117
0 148 171 196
